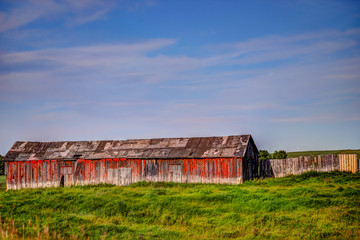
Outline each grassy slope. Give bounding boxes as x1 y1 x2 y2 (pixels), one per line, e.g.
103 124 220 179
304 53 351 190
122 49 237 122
287 149 360 158
0 172 359 240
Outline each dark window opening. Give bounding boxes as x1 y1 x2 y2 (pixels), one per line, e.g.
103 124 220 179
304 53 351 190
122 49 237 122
60 176 64 187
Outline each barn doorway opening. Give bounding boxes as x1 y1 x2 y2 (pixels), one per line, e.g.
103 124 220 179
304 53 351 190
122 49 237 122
169 164 182 182
60 175 64 187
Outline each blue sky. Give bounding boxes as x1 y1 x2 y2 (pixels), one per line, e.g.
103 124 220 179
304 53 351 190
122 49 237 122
0 0 359 155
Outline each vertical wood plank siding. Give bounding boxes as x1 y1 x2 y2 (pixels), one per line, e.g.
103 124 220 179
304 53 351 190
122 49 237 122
339 154 358 173
260 154 358 178
5 157 243 190
265 155 338 178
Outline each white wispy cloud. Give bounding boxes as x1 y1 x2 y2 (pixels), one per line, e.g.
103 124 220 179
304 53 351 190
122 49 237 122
271 114 360 123
0 0 116 32
1 29 359 108
206 28 360 67
0 28 359 154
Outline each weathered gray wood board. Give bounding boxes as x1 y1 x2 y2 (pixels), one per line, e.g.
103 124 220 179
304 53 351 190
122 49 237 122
260 154 359 178
339 154 358 173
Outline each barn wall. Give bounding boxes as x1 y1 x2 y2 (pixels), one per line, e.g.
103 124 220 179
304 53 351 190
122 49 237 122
5 157 244 189
5 160 75 190
74 157 243 186
242 141 258 181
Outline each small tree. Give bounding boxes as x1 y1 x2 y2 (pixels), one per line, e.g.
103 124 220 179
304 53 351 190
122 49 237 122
259 150 271 160
272 150 287 159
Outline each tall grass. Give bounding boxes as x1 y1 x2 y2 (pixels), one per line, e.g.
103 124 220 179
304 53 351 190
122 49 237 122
0 171 359 239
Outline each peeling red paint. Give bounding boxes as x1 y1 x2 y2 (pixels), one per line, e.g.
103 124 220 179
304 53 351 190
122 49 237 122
5 157 247 190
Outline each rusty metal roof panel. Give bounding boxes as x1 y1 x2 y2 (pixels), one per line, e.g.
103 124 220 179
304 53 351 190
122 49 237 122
148 148 172 158
109 141 126 150
220 148 239 157
168 147 191 158
201 148 222 158
3 134 254 161
115 149 130 158
117 139 151 149
224 135 248 148
76 141 101 152
168 138 189 148
43 151 64 160
88 150 116 159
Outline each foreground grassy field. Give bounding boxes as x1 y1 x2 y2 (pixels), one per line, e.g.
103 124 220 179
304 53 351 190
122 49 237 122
0 172 359 239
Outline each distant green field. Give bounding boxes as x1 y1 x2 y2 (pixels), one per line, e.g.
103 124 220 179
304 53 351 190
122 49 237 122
287 149 360 158
0 171 359 239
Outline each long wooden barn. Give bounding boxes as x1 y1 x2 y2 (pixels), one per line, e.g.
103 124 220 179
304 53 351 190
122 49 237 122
3 134 258 190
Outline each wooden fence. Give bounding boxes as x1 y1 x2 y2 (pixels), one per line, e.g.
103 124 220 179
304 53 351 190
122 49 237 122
339 154 358 173
260 154 358 178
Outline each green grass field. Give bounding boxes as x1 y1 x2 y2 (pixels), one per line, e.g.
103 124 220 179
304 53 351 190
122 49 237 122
287 149 360 158
0 171 359 239
0 175 5 190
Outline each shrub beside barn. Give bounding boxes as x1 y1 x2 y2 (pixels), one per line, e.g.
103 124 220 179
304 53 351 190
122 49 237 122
2 135 259 190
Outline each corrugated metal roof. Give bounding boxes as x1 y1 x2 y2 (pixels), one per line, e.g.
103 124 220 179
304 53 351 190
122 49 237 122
3 135 256 161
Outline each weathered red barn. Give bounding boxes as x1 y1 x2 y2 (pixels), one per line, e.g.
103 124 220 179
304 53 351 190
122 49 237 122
3 135 258 190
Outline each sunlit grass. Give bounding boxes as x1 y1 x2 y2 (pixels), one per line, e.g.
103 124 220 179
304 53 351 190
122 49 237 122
0 171 359 239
